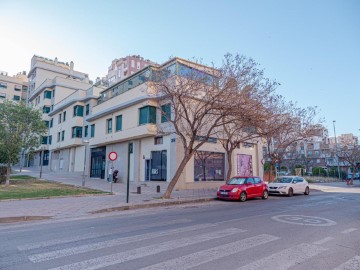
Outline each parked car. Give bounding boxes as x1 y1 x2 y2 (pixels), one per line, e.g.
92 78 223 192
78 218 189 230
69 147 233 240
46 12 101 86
268 176 310 197
217 176 269 202
347 173 360 180
278 171 289 176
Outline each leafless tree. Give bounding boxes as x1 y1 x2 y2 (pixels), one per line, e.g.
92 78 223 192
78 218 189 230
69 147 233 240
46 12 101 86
337 145 360 184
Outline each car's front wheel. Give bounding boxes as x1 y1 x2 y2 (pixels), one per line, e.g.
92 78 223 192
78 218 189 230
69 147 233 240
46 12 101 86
239 191 247 202
288 188 294 197
304 186 310 195
262 190 269 200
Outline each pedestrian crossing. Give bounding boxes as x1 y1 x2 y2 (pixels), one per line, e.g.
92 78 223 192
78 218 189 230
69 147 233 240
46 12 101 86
14 222 360 270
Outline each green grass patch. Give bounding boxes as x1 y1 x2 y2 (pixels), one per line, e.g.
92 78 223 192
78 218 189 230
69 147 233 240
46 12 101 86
0 176 109 200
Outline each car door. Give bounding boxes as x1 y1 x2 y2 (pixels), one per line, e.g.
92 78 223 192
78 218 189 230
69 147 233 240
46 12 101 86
254 177 263 196
245 178 256 197
293 177 303 193
296 177 307 193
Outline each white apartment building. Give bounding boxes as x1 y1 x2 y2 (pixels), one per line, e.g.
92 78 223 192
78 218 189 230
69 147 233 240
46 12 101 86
27 55 93 169
87 57 264 189
106 55 157 86
0 71 28 103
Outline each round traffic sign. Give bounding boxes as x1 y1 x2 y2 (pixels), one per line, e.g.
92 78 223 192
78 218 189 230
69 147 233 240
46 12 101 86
108 151 118 161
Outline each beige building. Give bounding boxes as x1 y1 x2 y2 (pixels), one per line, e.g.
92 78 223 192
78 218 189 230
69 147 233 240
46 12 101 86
87 57 264 189
0 71 28 103
106 55 157 86
329 133 359 148
27 55 93 169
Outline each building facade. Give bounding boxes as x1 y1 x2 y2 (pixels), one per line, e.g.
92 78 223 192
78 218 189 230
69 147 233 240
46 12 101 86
0 71 28 103
106 55 157 86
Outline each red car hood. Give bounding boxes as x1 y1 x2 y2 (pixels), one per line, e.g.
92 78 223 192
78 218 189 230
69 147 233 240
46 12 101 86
219 184 245 191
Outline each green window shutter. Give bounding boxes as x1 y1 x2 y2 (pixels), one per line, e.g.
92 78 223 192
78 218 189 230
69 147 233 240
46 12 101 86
116 115 122 131
149 106 156 124
78 106 84 116
90 124 95 137
161 104 171 123
139 107 148 125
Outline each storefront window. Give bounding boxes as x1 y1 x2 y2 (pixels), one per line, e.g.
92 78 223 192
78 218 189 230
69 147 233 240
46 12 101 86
194 151 225 181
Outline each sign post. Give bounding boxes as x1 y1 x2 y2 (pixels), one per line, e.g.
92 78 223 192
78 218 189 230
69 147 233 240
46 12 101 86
126 143 133 203
108 152 118 193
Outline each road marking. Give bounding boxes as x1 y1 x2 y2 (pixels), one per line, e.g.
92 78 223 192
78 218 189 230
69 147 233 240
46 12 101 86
341 228 358 234
18 218 192 251
272 215 337 226
138 234 280 270
313 237 334 245
333 256 360 270
235 243 327 270
28 223 223 262
48 228 245 270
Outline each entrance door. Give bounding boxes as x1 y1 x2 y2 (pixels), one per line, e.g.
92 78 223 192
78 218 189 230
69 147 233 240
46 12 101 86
150 150 167 181
145 159 151 181
90 147 106 179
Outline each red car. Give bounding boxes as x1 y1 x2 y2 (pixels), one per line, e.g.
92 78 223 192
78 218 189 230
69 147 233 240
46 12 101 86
217 176 269 202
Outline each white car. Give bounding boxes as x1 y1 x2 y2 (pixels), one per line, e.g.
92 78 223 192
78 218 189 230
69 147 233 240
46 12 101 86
268 176 310 197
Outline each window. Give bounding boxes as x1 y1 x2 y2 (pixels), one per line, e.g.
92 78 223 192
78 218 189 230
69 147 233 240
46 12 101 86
131 60 135 68
194 151 225 181
41 136 48 145
90 124 95 137
84 125 88 137
58 114 62 123
161 104 171 123
107 118 113 133
14 85 22 91
52 89 55 98
13 95 20 101
139 106 156 125
49 118 53 128
44 91 52 99
115 115 122 131
0 93 6 99
73 105 84 117
254 177 262 184
61 130 65 141
137 62 141 69
85 104 90 115
72 126 83 138
63 111 66 122
48 135 52 145
22 85 28 92
57 132 60 142
43 120 49 128
154 136 163 145
246 178 255 184
0 82 7 88
43 106 50 113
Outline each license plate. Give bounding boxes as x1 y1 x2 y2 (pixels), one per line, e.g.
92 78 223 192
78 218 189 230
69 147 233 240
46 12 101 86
221 191 227 195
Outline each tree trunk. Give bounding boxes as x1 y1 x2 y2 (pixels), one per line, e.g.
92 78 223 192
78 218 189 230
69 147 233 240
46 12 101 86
163 155 191 199
5 162 11 186
226 150 233 181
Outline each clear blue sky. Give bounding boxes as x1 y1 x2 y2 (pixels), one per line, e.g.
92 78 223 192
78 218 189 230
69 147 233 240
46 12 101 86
1 0 359 137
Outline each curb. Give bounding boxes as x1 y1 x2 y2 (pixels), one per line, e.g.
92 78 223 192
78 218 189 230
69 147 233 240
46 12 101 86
90 197 217 214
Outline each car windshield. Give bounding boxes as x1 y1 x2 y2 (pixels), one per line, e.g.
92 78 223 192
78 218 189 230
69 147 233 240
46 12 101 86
227 177 247 185
274 177 293 183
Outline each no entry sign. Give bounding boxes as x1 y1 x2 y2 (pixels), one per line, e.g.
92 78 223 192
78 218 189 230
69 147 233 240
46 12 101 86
108 151 118 161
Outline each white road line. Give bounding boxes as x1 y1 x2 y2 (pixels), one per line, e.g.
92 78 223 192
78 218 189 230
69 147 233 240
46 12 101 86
313 237 334 245
341 228 358 234
28 223 221 263
235 243 327 270
18 218 192 251
48 228 245 270
333 256 360 270
138 234 280 270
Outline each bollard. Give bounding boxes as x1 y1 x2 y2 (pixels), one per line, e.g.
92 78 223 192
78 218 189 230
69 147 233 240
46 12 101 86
156 185 160 193
137 186 141 194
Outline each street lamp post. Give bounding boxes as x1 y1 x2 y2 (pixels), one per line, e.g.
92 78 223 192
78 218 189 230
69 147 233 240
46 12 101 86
333 121 341 180
82 139 89 187
40 147 44 179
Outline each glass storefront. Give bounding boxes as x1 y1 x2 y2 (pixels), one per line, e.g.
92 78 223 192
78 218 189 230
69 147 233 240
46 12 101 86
194 151 225 181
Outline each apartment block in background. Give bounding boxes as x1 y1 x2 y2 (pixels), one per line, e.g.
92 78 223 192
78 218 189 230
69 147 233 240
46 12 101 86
0 71 28 103
106 55 157 86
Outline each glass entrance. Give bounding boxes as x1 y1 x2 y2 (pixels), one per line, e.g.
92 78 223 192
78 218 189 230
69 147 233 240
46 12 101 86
150 150 167 181
90 147 106 179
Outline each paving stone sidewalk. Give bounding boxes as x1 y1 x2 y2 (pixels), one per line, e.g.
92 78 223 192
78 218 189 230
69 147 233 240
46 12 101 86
0 168 217 221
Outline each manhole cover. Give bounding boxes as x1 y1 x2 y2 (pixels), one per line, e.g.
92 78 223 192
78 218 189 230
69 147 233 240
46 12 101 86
272 215 336 226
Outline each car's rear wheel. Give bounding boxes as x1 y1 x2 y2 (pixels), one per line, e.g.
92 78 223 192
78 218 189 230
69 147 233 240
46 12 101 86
304 186 310 195
239 191 247 202
288 188 293 197
262 190 269 200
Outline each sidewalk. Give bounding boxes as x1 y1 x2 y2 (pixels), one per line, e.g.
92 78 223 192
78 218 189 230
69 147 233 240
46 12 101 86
310 181 360 194
0 168 217 222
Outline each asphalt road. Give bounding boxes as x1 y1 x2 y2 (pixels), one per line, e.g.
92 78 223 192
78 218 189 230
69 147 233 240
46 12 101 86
1 189 359 270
